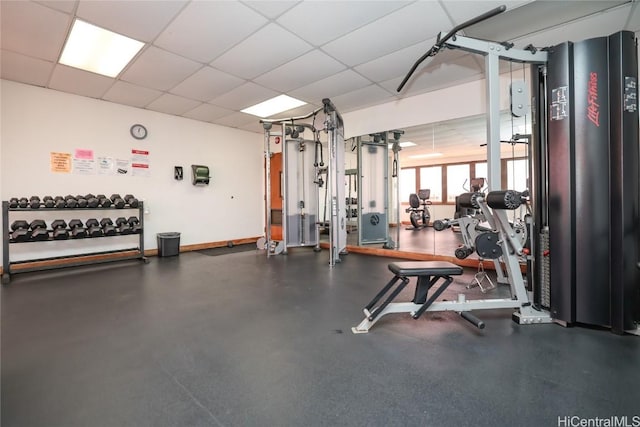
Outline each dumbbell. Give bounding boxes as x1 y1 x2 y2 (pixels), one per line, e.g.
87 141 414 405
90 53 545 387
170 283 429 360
51 220 69 240
8 198 19 208
10 220 30 242
54 196 66 208
97 194 112 208
115 217 132 234
29 196 41 209
43 196 55 208
30 219 49 241
127 216 142 233
65 195 78 208
124 194 139 208
110 194 125 209
18 197 29 208
86 195 100 208
454 246 474 260
85 218 103 237
68 219 87 238
100 218 117 236
75 195 88 208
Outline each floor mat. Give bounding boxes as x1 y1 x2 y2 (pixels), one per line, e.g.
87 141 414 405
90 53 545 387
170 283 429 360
195 243 256 256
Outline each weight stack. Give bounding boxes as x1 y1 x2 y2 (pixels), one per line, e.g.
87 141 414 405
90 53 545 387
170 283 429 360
546 31 639 332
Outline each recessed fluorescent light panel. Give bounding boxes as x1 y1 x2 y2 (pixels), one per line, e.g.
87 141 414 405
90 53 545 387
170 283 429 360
241 95 307 118
408 152 443 159
387 141 417 149
59 19 144 78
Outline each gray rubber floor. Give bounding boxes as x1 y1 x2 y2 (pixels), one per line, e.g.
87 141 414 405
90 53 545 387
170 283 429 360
2 249 639 427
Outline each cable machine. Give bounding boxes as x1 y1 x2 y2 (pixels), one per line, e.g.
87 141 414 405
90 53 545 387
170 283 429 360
260 98 346 267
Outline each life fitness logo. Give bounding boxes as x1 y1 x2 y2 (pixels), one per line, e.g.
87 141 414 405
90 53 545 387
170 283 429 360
587 71 600 127
274 136 281 144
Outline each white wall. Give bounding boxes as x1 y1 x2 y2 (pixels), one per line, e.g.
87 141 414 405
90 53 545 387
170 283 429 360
1 80 263 262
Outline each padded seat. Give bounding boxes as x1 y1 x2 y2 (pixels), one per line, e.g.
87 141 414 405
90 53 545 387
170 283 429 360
388 261 463 277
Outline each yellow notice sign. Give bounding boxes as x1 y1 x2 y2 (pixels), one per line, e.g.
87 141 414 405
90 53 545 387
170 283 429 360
50 152 72 173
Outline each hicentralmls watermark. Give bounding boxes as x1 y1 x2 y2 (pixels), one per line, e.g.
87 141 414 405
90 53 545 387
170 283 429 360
558 416 640 427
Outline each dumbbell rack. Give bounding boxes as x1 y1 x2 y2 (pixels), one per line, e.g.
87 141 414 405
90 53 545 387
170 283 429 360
1 200 148 284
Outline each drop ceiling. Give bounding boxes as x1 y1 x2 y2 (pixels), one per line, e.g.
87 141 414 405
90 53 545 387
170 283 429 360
1 0 638 150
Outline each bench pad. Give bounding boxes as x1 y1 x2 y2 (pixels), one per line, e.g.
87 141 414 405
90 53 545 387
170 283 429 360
388 261 463 277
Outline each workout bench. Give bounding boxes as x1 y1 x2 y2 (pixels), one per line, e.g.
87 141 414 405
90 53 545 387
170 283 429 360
352 261 480 333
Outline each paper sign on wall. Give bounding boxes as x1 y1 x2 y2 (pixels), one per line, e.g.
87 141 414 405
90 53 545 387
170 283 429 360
131 149 150 177
50 152 72 173
116 159 130 175
97 156 115 175
73 148 96 175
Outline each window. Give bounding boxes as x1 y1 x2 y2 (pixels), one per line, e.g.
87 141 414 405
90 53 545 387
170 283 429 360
419 166 442 202
399 168 416 203
446 164 470 202
507 159 528 191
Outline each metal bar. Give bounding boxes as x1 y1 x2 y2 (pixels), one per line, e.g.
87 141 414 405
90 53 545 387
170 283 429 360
139 201 145 259
396 5 507 92
364 275 403 312
412 276 454 318
281 123 289 253
263 124 273 257
2 201 10 279
260 106 323 124
485 51 502 191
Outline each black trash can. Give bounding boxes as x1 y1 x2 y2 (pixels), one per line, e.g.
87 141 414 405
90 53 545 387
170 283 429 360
157 232 181 257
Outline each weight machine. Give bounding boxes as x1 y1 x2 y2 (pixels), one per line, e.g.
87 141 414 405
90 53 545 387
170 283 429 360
355 5 639 333
260 99 347 267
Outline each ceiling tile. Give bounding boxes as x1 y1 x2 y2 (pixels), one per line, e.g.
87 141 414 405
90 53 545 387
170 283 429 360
277 1 409 46
380 55 483 97
330 85 394 113
154 1 267 63
242 1 299 19
76 0 185 42
182 103 234 122
466 1 627 42
35 1 77 14
321 2 451 67
0 50 55 87
0 1 70 61
102 81 162 108
515 5 634 49
442 1 531 28
289 70 372 104
48 64 114 98
253 50 346 92
120 46 201 91
210 24 312 80
210 82 278 111
212 112 257 129
354 38 436 83
146 93 202 116
237 120 265 134
170 66 245 102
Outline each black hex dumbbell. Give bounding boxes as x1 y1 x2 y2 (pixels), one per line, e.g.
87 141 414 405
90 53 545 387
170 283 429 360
54 196 66 208
127 216 142 233
100 218 117 236
85 219 103 237
65 195 78 208
115 217 132 234
29 219 49 241
8 198 19 208
97 194 112 208
86 195 100 208
43 196 55 208
18 197 29 208
10 220 30 242
110 194 125 209
51 220 69 240
29 196 41 209
68 219 86 238
124 194 139 208
76 196 88 208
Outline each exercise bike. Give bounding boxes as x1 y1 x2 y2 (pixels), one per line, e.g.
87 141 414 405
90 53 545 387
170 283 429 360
405 189 431 229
